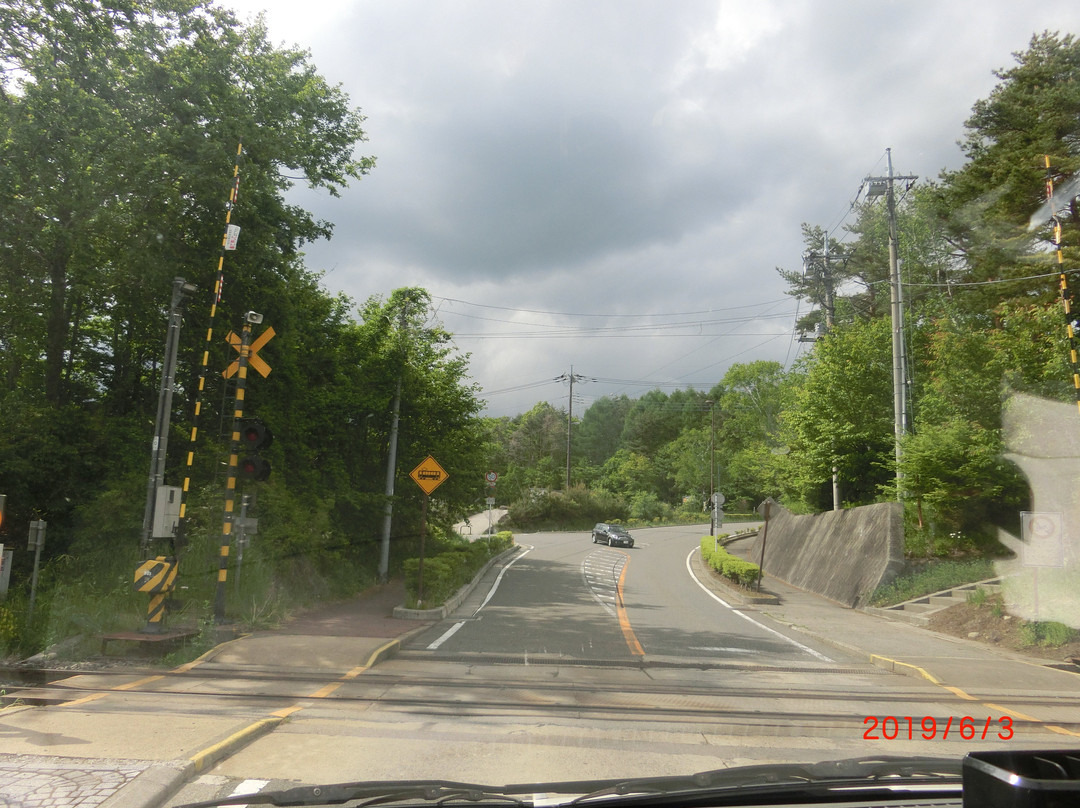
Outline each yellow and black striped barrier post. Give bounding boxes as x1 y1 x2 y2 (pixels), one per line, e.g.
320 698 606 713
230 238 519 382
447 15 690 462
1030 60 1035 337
135 556 178 633
175 142 244 553
1046 156 1080 415
214 319 254 623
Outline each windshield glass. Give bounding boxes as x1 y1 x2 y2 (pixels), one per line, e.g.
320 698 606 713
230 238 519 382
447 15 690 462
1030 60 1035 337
3 2 1080 807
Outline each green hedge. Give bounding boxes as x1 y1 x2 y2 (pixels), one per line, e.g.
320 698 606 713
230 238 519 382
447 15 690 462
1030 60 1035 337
700 537 760 588
404 531 515 608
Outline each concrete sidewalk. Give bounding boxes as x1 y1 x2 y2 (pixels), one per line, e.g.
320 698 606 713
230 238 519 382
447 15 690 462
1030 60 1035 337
712 537 1080 711
192 578 429 675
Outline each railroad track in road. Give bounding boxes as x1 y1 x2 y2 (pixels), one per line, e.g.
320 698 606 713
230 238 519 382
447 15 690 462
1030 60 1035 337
5 661 1080 722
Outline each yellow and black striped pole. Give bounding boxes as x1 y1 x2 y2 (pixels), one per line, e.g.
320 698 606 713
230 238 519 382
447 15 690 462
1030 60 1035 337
135 556 178 632
1046 156 1080 415
175 142 244 553
214 319 254 623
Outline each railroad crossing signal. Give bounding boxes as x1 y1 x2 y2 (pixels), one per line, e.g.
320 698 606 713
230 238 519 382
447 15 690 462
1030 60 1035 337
410 456 448 495
237 418 273 481
224 326 275 378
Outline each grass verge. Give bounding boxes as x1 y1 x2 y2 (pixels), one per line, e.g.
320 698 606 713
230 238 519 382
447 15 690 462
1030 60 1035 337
870 558 997 606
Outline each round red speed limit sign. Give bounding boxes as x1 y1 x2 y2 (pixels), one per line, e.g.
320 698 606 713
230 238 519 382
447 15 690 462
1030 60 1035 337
485 471 498 483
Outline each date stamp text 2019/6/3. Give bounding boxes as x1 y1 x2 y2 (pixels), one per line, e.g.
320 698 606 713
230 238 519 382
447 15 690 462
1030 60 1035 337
863 716 1013 741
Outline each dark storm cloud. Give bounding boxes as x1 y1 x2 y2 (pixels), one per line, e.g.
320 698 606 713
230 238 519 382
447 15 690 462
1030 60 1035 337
302 0 797 279
237 0 1080 414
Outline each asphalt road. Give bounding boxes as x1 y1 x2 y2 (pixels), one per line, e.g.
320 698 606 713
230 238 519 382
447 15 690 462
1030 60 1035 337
8 522 1079 806
407 524 842 665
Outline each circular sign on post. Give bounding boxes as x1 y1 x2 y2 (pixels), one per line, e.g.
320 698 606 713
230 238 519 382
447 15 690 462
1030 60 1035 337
485 471 498 483
712 492 725 507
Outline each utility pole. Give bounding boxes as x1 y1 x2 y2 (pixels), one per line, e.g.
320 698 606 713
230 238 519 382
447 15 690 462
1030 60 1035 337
821 237 839 511
378 306 409 583
559 368 584 490
822 236 836 331
378 374 402 583
140 277 197 557
864 149 917 498
705 400 715 535
802 237 841 509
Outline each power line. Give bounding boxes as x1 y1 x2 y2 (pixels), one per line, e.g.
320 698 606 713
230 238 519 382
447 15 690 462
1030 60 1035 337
432 295 791 319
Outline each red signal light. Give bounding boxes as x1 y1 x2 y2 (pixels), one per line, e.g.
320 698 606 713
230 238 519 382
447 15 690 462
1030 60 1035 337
236 419 273 481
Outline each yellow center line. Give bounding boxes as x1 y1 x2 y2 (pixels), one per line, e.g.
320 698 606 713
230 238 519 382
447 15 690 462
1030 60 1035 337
872 654 1080 738
615 552 644 657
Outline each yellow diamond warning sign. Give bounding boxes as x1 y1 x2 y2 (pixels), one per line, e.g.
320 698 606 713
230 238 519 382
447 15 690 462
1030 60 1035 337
410 456 448 495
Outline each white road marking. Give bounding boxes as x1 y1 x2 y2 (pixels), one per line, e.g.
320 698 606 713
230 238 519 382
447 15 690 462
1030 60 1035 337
428 545 533 650
684 546 833 662
474 544 533 614
428 620 466 650
227 779 270 808
581 548 626 617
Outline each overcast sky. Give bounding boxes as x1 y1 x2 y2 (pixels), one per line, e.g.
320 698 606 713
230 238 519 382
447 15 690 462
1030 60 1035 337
221 0 1080 417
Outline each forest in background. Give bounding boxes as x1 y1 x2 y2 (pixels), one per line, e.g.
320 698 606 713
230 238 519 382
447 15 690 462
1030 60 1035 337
2 3 1079 654
490 32 1080 556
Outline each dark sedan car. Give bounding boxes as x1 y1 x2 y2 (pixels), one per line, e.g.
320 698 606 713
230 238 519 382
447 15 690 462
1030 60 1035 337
591 522 635 547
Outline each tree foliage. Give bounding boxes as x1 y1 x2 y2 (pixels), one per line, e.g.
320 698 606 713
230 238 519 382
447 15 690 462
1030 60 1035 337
491 33 1080 556
0 1 488 629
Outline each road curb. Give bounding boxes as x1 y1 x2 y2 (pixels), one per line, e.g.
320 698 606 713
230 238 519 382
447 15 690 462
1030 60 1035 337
393 544 522 620
189 716 284 775
867 653 944 685
98 760 191 808
114 717 285 808
689 548 779 606
363 622 434 668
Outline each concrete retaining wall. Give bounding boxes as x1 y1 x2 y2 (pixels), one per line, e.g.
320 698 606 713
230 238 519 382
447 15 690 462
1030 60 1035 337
747 500 904 607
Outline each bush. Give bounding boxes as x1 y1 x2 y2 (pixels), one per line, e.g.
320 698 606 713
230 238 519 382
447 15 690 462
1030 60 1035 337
628 491 671 522
700 537 760 588
404 531 515 608
1020 620 1076 648
869 558 996 606
503 485 628 531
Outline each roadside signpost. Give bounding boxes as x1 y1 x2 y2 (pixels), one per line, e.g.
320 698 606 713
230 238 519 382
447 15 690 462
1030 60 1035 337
711 491 725 539
27 520 45 619
0 494 6 598
410 456 449 605
484 471 498 534
1021 511 1065 620
0 544 10 598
